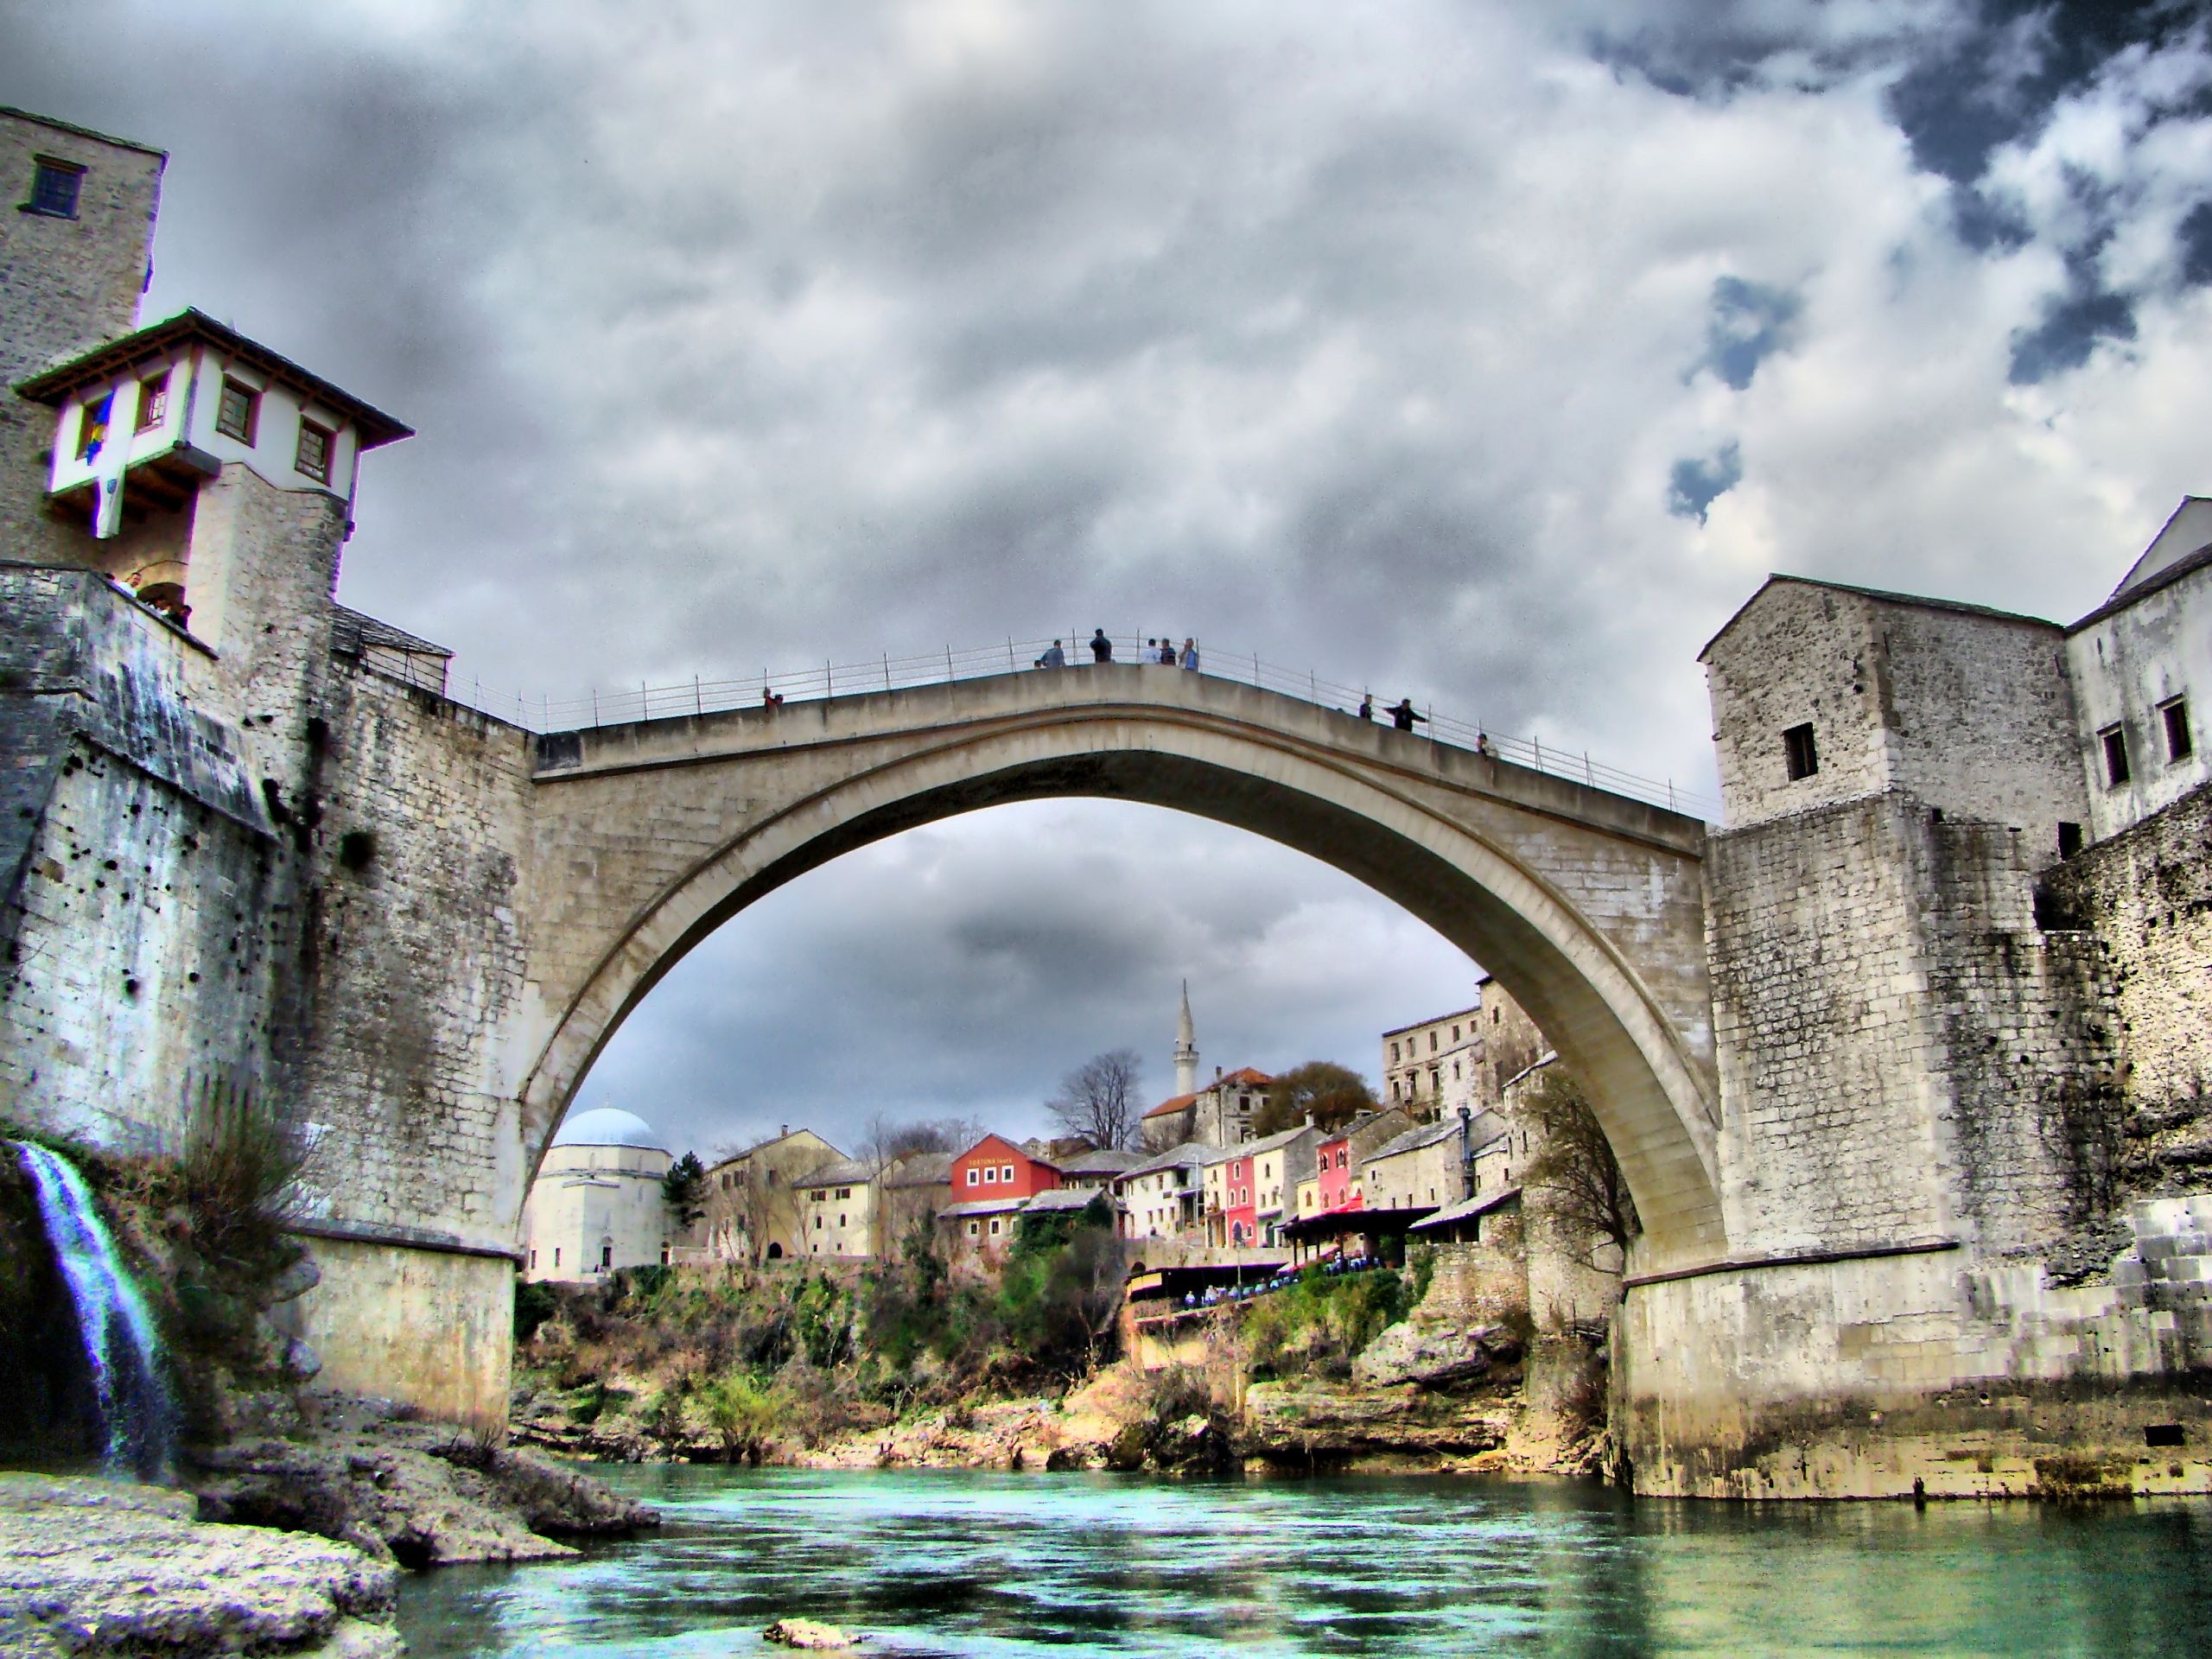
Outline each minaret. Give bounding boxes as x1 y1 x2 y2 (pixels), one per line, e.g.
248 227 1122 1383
1173 980 1199 1097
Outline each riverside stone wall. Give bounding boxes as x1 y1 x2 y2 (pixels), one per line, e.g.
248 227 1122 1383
1704 793 1957 1255
2038 779 2212 1192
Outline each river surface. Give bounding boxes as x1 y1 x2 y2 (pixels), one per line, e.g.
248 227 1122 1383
396 1465 2212 1656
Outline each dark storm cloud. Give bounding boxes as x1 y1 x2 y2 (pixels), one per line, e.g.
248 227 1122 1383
2009 249 2139 382
4 1 2209 1151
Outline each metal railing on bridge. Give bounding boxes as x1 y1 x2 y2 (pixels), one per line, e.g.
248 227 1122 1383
442 633 1719 821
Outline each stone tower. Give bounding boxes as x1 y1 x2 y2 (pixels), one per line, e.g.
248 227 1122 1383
1173 980 1198 1097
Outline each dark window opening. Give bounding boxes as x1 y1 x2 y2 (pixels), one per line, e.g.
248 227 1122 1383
296 419 333 483
24 157 84 218
600 1244 612 1268
2145 1422 2185 1448
2101 725 2131 787
2057 821 2083 860
216 379 258 443
2161 698 2192 764
1783 722 1818 781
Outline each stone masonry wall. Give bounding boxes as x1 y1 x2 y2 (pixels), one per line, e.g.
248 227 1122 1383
0 568 285 1153
2040 779 2212 1188
0 111 164 572
1704 792 1956 1255
1875 603 2088 864
292 659 535 1251
1418 1224 1529 1327
1702 580 2088 855
1703 582 1891 826
1923 817 2123 1260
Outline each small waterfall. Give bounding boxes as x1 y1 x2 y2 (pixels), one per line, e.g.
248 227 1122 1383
12 1141 175 1479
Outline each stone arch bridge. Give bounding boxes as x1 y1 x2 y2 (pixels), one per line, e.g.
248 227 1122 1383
289 661 1719 1426
518 666 1719 1257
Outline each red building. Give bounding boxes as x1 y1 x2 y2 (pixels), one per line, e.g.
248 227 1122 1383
950 1134 1062 1203
1317 1133 1363 1213
1219 1150 1258 1246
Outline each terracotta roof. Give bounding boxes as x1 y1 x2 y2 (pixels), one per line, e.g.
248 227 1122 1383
15 308 413 448
1144 1068 1272 1118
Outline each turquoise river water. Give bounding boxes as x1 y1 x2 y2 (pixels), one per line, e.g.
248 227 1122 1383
396 1466 2212 1657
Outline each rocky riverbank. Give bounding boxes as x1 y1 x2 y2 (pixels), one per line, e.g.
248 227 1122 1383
191 1392 659 1568
0 1473 402 1659
517 1327 1604 1481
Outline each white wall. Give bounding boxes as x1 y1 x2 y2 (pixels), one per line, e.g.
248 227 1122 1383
521 1141 674 1281
2067 562 2212 842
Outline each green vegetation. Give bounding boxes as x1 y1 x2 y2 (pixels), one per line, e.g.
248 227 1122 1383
661 1152 708 1230
517 1202 1128 1457
1242 1264 1409 1381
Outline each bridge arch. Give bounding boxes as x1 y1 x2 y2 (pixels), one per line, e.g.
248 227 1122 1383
517 690 1725 1269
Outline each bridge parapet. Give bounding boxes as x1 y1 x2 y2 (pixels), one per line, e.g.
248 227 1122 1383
529 665 1710 859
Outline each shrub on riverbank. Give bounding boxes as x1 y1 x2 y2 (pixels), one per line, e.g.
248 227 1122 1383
516 1205 1128 1457
1242 1265 1408 1382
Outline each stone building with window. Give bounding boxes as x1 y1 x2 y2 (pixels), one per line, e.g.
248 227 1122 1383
1140 1065 1274 1149
699 1127 842 1263
520 1108 676 1283
794 1155 878 1259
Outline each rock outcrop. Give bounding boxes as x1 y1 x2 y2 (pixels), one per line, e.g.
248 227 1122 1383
0 1472 401 1658
189 1394 658 1567
1242 1379 1515 1465
1351 1320 1522 1388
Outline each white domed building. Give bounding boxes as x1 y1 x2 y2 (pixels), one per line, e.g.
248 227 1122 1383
521 1107 677 1282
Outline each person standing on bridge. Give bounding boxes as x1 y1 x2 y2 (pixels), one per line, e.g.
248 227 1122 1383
1180 638 1199 671
1390 697 1426 733
1035 639 1065 669
1156 639 1177 664
1357 693 1373 721
1090 628 1113 664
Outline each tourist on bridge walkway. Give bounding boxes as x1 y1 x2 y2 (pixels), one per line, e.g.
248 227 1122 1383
1180 638 1199 671
1090 628 1112 663
1391 698 1426 732
1035 639 1065 668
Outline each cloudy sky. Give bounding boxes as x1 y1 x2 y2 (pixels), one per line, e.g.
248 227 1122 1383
9 1 2209 1158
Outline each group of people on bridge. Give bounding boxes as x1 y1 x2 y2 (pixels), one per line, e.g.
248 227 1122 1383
1033 631 1200 671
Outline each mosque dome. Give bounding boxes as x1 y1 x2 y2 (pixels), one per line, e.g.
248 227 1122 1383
550 1106 666 1151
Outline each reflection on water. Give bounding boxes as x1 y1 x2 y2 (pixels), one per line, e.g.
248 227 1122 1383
396 1465 2211 1657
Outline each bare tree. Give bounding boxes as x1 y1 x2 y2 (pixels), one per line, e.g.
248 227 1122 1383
1048 1048 1144 1149
861 1112 988 1171
1519 1065 1639 1268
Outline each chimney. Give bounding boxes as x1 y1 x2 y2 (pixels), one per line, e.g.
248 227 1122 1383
780 1123 789 1138
1457 1106 1473 1200
1303 1112 1314 1129
1216 1065 1224 1079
